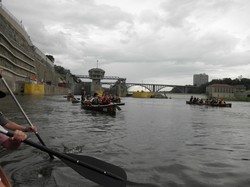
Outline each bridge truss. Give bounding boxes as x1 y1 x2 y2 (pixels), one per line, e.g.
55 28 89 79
76 75 194 93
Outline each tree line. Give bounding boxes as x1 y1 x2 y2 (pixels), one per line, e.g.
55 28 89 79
54 65 80 83
186 77 250 94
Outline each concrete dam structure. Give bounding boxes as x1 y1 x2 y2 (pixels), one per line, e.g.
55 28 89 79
0 4 70 95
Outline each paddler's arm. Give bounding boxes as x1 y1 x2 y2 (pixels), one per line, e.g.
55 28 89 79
4 121 37 132
1 130 27 150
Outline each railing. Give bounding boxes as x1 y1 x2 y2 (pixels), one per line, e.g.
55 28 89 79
76 75 126 80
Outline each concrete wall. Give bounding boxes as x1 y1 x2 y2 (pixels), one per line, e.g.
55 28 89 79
0 5 70 95
45 85 70 95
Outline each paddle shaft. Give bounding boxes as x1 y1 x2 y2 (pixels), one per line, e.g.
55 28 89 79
0 129 125 183
0 75 54 159
116 105 121 111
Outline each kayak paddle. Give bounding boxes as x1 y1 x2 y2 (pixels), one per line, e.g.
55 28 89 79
0 129 127 187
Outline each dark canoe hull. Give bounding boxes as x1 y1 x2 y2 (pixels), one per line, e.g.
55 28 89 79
81 103 117 115
186 101 232 107
0 167 12 187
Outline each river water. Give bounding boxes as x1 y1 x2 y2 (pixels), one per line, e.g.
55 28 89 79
1 94 250 187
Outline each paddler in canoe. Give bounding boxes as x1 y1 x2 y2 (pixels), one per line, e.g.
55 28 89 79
0 125 32 187
0 90 37 187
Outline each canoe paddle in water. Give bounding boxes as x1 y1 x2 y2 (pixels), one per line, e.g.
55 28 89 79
0 73 54 159
111 103 121 111
116 105 122 111
0 128 127 187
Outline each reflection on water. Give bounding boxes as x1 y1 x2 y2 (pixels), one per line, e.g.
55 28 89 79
1 95 250 186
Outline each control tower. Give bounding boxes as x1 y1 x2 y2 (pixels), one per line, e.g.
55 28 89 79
88 68 105 95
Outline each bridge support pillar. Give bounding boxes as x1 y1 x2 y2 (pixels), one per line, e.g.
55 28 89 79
153 85 156 92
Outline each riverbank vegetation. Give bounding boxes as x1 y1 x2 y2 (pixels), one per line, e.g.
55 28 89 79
186 77 250 94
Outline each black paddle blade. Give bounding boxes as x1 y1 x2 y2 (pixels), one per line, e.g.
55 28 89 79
61 154 127 187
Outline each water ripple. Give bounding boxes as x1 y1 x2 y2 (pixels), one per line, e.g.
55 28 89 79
1 96 250 186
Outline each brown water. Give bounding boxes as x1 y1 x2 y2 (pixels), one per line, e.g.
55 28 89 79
1 95 250 187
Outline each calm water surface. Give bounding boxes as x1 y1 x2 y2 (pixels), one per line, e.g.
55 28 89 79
1 94 250 187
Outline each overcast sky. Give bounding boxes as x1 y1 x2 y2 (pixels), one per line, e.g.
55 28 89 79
3 0 250 85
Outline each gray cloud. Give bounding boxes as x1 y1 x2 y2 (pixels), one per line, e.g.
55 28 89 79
3 0 250 85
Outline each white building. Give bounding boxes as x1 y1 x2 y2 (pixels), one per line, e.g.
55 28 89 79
193 73 209 86
206 84 234 98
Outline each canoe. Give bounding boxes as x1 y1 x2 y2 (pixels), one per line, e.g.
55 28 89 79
0 167 12 187
81 103 118 115
186 101 232 107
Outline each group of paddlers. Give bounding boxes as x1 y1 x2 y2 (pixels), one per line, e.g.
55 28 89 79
189 96 226 105
81 92 121 106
